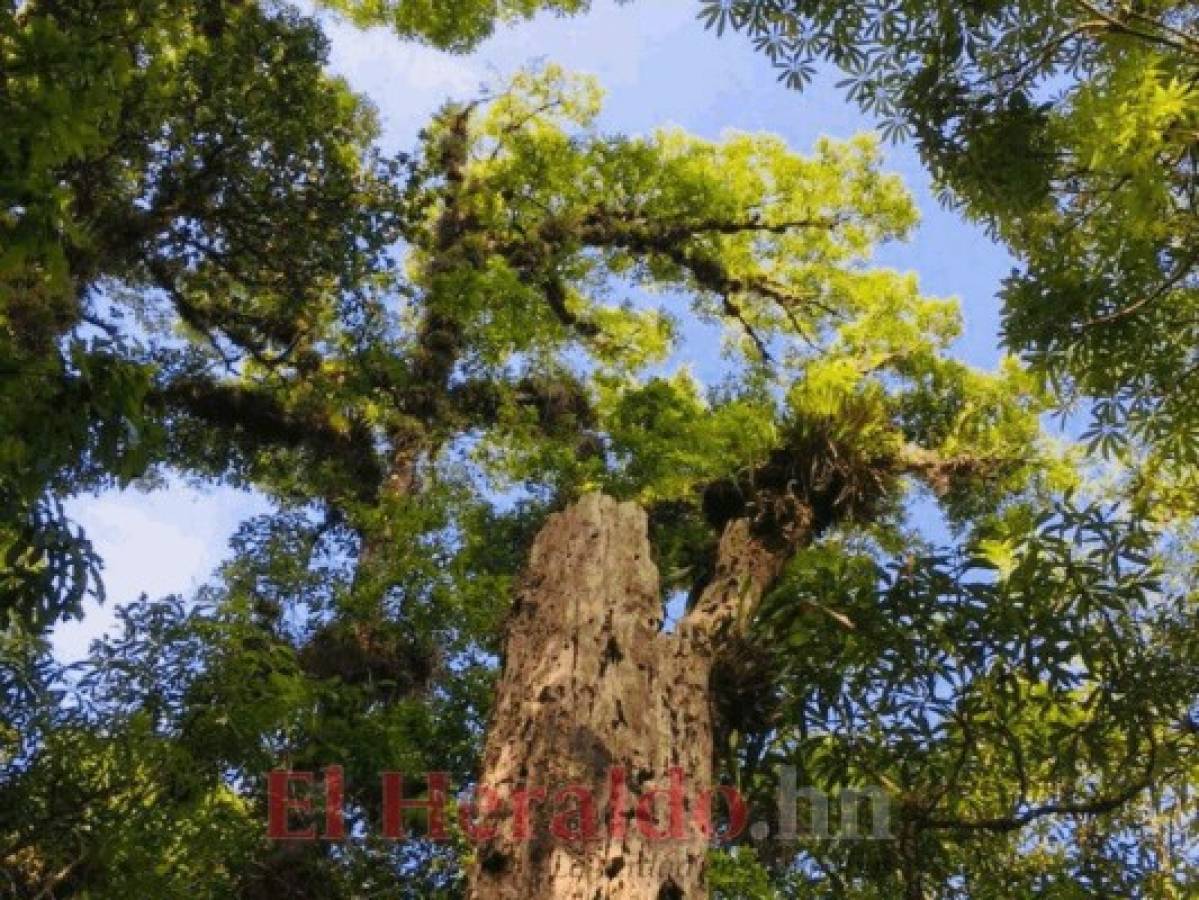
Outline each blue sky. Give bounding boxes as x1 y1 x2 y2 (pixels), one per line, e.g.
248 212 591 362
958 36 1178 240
52 0 1015 660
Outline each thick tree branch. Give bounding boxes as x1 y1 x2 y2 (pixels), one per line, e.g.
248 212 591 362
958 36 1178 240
679 515 804 654
578 213 845 244
680 440 1024 651
541 273 601 338
576 215 844 341
154 378 385 500
898 444 1024 496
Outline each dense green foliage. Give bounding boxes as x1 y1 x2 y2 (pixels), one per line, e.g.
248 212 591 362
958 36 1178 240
703 0 1199 510
0 0 398 630
1 1 1196 897
315 0 593 51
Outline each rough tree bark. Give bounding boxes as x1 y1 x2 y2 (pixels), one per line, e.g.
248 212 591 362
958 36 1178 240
467 494 800 899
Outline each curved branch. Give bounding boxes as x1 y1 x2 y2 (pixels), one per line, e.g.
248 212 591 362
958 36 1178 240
919 778 1153 833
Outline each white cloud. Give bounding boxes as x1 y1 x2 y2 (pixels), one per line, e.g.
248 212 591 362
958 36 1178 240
321 18 484 151
51 484 268 662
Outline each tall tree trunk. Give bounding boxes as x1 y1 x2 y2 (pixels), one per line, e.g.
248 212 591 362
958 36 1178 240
467 494 795 900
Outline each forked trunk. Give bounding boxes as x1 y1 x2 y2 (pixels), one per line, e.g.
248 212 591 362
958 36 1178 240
467 494 793 899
